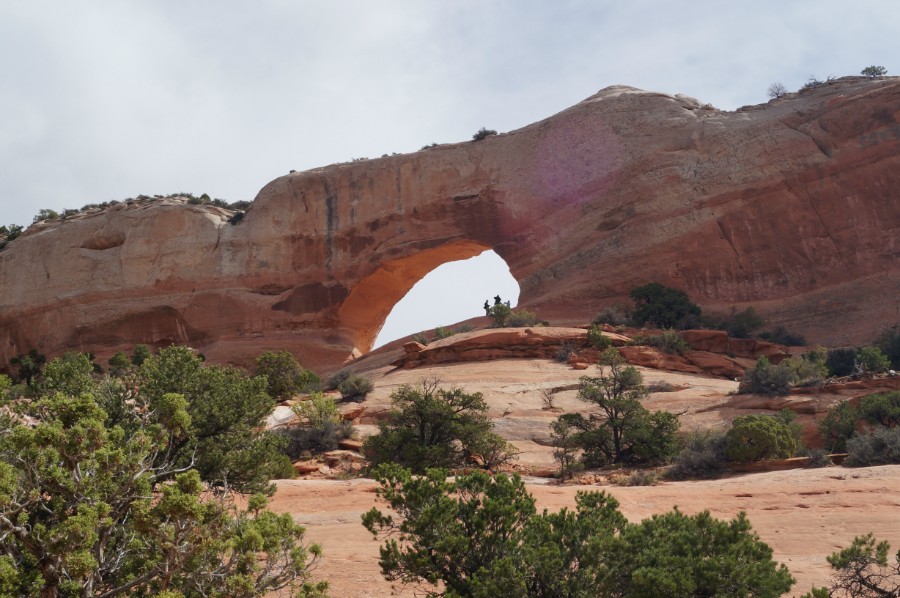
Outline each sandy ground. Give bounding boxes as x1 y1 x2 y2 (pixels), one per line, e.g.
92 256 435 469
271 355 899 596
271 466 900 597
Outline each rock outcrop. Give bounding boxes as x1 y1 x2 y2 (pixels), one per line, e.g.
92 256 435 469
1 77 898 371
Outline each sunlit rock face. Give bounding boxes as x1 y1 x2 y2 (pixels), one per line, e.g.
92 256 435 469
1 77 898 371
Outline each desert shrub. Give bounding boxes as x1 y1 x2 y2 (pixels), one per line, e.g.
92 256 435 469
488 302 511 327
550 417 583 480
802 533 900 598
433 325 453 340
767 82 788 98
719 307 766 339
844 426 900 466
861 65 888 77
472 127 497 141
362 465 794 597
803 448 832 468
32 208 60 223
325 369 350 391
593 305 629 326
856 345 890 376
130 343 152 366
556 348 680 467
782 347 829 387
337 373 373 403
725 414 796 462
0 390 325 596
616 469 660 486
363 380 514 473
107 351 131 377
826 347 858 377
411 332 429 345
667 430 729 480
10 349 47 385
738 356 796 395
821 392 900 453
228 211 245 224
759 326 807 346
587 324 613 350
554 342 575 363
646 380 677 393
254 350 319 399
281 393 355 457
507 309 539 327
875 324 900 369
818 400 859 453
631 329 690 354
629 282 701 329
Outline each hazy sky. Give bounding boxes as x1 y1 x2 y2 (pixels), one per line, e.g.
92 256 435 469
2 1 898 347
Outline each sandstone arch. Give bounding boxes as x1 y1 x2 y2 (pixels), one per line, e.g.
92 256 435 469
337 239 492 352
1 78 898 371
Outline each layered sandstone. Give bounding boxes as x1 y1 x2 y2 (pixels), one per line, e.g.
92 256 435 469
1 77 898 371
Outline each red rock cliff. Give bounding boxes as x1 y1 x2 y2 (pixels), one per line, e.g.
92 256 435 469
1 78 898 370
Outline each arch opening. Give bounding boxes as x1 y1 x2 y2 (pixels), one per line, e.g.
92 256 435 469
336 241 519 354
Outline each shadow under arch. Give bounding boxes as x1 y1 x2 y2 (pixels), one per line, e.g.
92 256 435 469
337 239 495 354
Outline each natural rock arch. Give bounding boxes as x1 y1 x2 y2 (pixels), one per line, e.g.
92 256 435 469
1 78 898 371
337 239 493 352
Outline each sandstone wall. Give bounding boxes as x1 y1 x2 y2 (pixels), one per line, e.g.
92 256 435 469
1 77 898 370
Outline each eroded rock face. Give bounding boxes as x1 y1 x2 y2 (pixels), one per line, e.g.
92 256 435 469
1 78 898 371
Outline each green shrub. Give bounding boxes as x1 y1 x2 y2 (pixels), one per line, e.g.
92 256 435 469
507 309 539 327
781 347 828 387
874 324 900 369
554 342 575 363
592 306 629 326
616 469 660 486
759 326 807 346
844 426 900 466
667 430 729 479
818 400 859 453
363 380 514 473
826 347 857 377
820 392 900 453
557 348 680 467
738 356 796 395
107 351 132 377
325 369 351 391
803 448 832 468
802 533 899 598
856 345 890 376
587 324 613 350
646 380 677 393
725 414 796 462
472 127 497 141
337 374 373 403
861 65 888 77
433 325 453 340
411 332 429 345
362 465 794 597
629 282 701 329
281 393 355 457
718 307 765 339
254 350 319 399
550 417 583 480
488 302 511 327
131 343 152 366
631 329 690 354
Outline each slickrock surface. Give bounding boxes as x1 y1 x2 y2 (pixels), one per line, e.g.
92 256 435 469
2 77 898 371
272 466 900 598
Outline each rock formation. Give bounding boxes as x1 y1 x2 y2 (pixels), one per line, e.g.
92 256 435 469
1 77 898 371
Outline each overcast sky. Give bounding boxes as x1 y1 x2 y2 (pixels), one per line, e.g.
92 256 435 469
2 1 898 347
